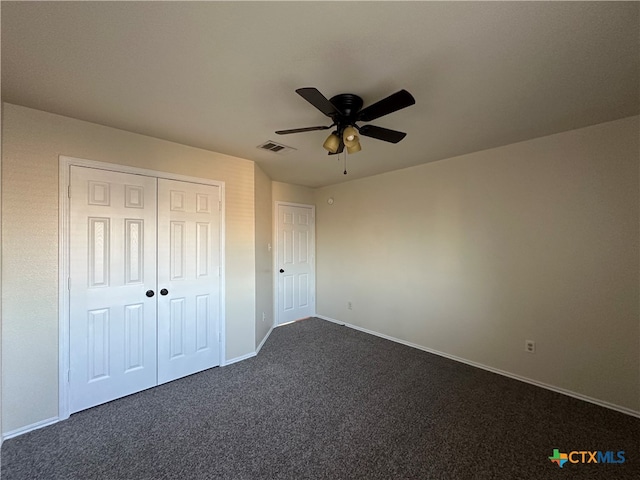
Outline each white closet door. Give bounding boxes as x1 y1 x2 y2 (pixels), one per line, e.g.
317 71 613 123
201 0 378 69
157 179 221 384
69 166 158 413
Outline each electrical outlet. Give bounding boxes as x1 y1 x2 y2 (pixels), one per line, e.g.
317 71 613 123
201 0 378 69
525 340 535 354
262 312 266 322
347 301 352 310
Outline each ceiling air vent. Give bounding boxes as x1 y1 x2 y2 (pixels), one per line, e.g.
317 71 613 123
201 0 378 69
257 140 296 155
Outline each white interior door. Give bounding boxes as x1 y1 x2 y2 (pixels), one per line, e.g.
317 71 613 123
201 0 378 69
69 166 158 413
277 203 315 324
157 179 221 384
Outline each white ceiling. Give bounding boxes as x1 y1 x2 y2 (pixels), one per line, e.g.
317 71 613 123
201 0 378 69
2 1 638 188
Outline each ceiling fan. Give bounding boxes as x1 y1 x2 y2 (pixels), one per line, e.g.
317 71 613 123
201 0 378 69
276 87 415 155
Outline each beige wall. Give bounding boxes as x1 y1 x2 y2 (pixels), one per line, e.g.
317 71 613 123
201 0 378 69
255 164 273 348
315 116 640 412
272 181 315 205
1 103 257 433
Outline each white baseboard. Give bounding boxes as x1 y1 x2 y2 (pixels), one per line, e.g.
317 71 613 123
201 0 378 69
256 325 274 354
3 416 59 441
316 315 640 419
5 316 635 442
4 333 266 441
222 351 257 366
276 316 313 328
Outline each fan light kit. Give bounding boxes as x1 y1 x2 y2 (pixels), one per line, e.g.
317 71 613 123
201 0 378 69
276 87 416 157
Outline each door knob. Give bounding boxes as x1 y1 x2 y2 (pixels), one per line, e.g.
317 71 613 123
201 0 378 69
146 290 155 297
280 269 285 273
160 288 169 296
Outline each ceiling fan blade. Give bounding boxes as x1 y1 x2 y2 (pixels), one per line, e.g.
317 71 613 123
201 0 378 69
296 87 341 117
358 125 407 143
328 139 345 155
357 89 415 122
275 125 331 135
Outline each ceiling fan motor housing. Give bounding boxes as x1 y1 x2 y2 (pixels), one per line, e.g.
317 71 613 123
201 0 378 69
329 94 364 131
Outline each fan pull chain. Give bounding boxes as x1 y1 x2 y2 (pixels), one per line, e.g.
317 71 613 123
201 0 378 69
344 151 348 175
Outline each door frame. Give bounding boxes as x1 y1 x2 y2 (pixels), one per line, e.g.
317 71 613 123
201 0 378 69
58 155 226 421
273 201 316 326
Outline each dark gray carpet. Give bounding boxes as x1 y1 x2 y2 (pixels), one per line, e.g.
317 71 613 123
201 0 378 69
2 317 639 479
